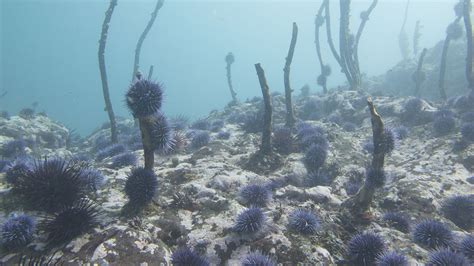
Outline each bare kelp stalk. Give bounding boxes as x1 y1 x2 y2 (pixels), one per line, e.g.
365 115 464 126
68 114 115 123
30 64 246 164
315 1 329 93
283 23 298 128
343 98 385 219
245 64 282 174
398 0 411 61
439 4 464 100
463 0 474 91
255 64 273 155
324 0 378 90
413 20 422 57
225 52 238 104
413 48 427 96
132 0 165 81
98 0 118 143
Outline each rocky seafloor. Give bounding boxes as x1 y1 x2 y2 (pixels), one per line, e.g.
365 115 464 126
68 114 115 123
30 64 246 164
0 87 473 265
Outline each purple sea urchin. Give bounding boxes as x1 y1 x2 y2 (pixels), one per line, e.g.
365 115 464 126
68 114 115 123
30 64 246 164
79 168 105 191
382 212 410 233
441 195 474 231
460 235 474 261
376 251 409 266
96 143 126 161
433 115 456 136
124 167 157 207
142 112 175 153
426 249 470 266
4 157 32 185
1 139 26 158
13 158 88 213
238 184 272 207
111 152 137 168
190 119 211 131
126 79 163 118
170 247 209 266
234 207 266 235
0 213 35 251
303 144 327 173
191 131 210 149
287 209 320 235
41 199 98 247
241 252 276 266
346 232 386 266
413 220 453 249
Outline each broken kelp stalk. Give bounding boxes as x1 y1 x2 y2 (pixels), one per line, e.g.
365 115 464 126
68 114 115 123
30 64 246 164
225 52 238 104
132 0 165 81
98 0 118 143
463 0 474 91
343 97 385 218
315 1 329 93
413 48 427 96
413 20 422 57
439 11 463 100
245 64 282 174
255 63 273 155
283 22 298 128
399 0 411 61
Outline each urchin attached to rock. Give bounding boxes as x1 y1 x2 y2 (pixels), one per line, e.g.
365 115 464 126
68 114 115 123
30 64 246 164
126 79 163 118
441 195 474 231
287 209 320 235
124 167 158 208
233 207 266 235
426 249 470 266
4 157 33 185
170 247 209 266
346 232 386 266
238 183 272 207
376 251 409 266
13 158 89 213
460 235 474 262
303 144 327 173
413 220 453 249
0 213 35 251
241 252 276 266
110 152 137 169
41 199 98 248
191 131 211 149
433 115 456 136
79 168 105 191
95 143 126 161
1 139 26 158
382 212 410 233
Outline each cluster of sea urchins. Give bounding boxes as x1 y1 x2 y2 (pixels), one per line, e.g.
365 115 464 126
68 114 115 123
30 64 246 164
4 158 101 248
126 74 174 165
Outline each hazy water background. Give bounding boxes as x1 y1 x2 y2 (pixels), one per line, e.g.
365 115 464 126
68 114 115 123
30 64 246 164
1 0 454 135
